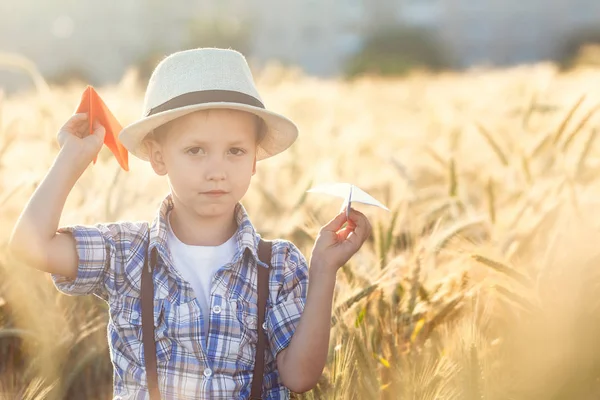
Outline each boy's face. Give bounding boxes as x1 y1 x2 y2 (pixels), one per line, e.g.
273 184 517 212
147 109 259 219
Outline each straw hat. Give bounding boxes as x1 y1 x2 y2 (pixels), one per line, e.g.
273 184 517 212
118 48 299 161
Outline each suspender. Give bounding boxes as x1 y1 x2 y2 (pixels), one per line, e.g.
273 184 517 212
251 239 272 400
141 245 160 400
141 232 273 400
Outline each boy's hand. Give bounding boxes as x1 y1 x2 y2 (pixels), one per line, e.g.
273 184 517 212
56 113 105 163
310 207 372 275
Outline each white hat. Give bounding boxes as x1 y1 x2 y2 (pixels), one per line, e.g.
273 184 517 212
118 48 299 161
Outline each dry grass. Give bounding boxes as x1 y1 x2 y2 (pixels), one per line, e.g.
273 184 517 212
3 56 600 399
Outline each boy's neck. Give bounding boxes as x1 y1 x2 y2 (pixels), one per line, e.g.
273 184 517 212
168 203 238 247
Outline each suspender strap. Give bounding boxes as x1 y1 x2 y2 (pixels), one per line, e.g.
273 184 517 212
141 234 273 400
142 232 161 400
251 239 273 400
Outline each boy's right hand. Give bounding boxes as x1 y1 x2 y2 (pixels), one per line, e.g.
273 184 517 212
57 113 106 163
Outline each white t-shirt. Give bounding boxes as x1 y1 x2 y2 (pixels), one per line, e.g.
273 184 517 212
166 211 237 338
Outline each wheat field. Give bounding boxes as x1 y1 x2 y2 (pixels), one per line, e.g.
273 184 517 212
3 57 600 399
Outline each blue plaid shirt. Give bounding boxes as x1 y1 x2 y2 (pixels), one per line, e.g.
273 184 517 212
51 194 309 399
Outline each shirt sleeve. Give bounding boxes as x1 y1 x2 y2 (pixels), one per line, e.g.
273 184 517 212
50 223 119 300
265 241 309 358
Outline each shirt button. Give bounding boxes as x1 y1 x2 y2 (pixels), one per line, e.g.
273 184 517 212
262 322 267 330
203 368 212 378
212 305 222 314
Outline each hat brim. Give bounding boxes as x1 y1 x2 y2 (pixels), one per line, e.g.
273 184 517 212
118 102 299 161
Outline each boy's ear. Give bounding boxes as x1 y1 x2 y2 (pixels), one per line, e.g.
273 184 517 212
146 139 168 176
252 155 257 176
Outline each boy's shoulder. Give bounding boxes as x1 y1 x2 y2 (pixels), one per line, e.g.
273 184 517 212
263 238 308 272
63 219 149 240
268 238 302 255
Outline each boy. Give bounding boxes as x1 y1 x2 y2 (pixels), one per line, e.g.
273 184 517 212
8 48 372 399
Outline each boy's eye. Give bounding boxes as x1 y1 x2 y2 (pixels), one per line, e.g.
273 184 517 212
187 147 204 155
229 147 246 155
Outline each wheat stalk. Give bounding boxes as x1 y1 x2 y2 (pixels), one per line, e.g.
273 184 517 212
429 218 486 256
331 284 378 327
0 53 50 97
449 157 458 197
486 178 495 224
553 94 586 145
471 254 533 287
475 123 509 166
576 128 598 177
561 104 600 152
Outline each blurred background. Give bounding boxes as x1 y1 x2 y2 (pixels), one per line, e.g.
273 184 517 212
2 0 600 92
3 1 600 400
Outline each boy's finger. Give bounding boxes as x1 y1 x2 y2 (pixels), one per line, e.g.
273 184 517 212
67 113 87 122
92 119 105 131
345 220 371 248
347 210 371 240
69 113 88 125
347 209 368 227
321 210 349 233
344 219 357 230
93 123 106 139
89 119 105 141
62 113 87 131
337 225 353 242
73 120 90 136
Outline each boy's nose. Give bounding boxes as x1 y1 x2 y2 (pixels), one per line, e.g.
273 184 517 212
205 163 227 181
204 153 231 181
206 170 227 181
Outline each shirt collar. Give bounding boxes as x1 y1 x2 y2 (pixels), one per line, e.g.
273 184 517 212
148 193 266 269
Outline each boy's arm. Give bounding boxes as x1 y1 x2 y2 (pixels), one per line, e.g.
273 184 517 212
275 208 372 393
276 264 336 394
8 113 105 279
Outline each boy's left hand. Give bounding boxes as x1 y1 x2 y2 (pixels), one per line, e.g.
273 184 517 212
310 207 372 275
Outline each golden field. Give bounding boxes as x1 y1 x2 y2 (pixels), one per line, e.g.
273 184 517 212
3 59 600 399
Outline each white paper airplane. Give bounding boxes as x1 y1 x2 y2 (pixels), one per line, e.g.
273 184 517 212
307 183 390 219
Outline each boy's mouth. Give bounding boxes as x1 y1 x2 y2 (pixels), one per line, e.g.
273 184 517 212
202 190 228 196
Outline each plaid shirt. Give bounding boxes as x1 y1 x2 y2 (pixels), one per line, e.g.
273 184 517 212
51 194 309 399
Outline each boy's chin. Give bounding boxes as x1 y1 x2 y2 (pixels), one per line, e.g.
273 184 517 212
192 201 236 218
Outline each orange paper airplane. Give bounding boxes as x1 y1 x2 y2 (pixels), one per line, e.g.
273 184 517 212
75 86 129 171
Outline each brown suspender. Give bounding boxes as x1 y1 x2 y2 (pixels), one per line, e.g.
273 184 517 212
141 233 272 400
141 245 160 400
251 239 272 400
